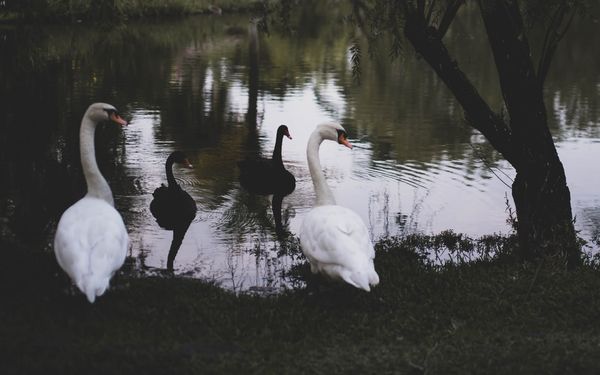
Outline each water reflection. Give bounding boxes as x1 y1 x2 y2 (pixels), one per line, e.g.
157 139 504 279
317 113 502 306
0 5 599 291
238 124 296 237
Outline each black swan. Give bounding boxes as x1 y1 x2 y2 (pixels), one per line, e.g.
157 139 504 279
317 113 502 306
53 103 129 303
238 124 296 197
150 151 197 270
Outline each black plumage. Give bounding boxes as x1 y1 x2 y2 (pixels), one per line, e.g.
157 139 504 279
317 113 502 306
238 125 296 197
150 151 197 270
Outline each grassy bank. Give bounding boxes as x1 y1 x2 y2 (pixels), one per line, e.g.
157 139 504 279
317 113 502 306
2 234 600 374
0 0 263 22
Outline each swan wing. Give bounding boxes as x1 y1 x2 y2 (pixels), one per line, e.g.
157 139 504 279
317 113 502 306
54 198 129 302
300 205 378 290
150 186 197 229
300 205 373 261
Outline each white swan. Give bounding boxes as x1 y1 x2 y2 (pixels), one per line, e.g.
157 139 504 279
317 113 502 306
53 103 129 303
299 123 379 291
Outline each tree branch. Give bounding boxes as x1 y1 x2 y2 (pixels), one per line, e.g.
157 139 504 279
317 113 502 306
417 0 425 16
403 9 517 167
438 0 464 38
538 3 576 85
426 0 437 24
477 0 563 167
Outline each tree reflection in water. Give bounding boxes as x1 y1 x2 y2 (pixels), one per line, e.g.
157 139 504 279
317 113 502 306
0 4 598 290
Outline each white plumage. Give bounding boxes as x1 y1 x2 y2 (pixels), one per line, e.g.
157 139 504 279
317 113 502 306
53 103 129 303
54 198 128 302
299 123 379 291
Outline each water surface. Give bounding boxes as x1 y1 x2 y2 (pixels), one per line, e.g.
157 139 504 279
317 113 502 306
1 5 599 291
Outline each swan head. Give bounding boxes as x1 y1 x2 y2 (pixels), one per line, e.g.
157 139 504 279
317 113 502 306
277 124 292 140
168 151 193 168
85 103 128 126
316 122 352 149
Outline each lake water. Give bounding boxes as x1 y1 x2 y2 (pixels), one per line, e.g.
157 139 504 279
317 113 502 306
1 5 599 291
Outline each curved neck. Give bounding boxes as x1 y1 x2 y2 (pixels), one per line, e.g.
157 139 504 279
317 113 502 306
80 115 114 206
272 130 284 167
165 157 178 187
307 129 336 206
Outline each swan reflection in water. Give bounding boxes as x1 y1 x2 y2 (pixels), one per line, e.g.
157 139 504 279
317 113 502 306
150 151 197 270
271 193 289 237
238 125 296 237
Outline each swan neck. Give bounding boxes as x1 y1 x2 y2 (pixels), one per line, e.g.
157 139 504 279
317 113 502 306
80 115 114 206
165 157 177 186
307 130 336 206
272 131 284 167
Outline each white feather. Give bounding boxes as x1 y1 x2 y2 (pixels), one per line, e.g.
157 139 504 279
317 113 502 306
54 198 128 303
299 123 379 291
300 205 379 291
53 103 129 303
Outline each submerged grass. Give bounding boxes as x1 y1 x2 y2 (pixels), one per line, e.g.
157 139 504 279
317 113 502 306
2 233 600 374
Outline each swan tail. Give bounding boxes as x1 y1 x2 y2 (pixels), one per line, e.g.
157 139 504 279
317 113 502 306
75 278 86 298
85 286 97 304
340 270 371 292
368 263 380 287
80 276 110 303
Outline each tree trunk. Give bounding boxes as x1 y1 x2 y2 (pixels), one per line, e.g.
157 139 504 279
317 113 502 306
478 0 578 265
403 1 579 265
512 160 578 265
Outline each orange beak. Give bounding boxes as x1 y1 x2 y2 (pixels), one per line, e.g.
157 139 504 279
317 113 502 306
110 112 128 126
339 134 353 149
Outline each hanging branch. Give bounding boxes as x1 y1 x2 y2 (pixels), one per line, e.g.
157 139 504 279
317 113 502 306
350 40 362 83
388 0 404 59
417 0 426 16
426 0 437 24
350 0 368 28
537 2 576 86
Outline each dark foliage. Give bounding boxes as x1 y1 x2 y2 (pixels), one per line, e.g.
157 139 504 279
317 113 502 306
3 234 600 373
